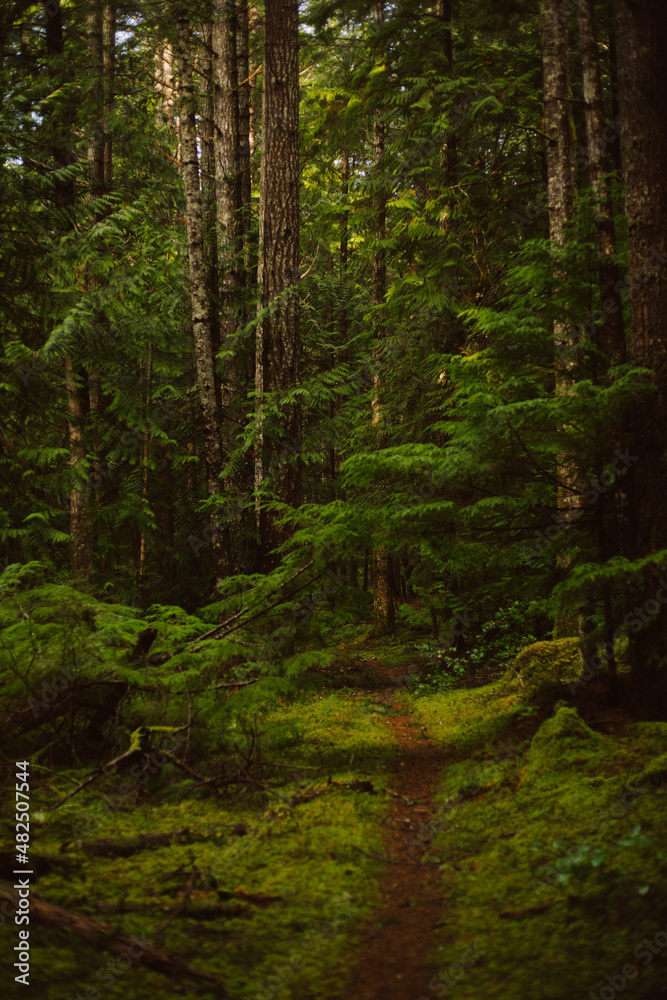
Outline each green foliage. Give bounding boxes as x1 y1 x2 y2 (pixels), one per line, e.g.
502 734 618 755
409 601 542 695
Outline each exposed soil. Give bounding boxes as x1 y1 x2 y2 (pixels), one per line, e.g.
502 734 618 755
344 660 448 1000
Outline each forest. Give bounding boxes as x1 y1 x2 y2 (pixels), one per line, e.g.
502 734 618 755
1 0 667 997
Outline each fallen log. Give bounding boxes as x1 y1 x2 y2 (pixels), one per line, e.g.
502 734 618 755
0 882 232 994
81 829 192 857
287 778 375 808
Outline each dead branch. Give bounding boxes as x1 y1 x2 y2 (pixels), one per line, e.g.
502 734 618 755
0 882 232 994
188 559 317 647
82 830 191 857
213 677 259 690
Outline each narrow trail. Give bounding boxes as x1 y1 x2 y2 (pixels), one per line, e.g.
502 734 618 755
345 663 448 1000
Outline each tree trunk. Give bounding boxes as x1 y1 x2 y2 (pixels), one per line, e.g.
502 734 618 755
175 14 229 584
339 147 350 343
614 0 667 712
541 0 581 641
65 356 93 581
213 0 242 339
237 2 253 277
255 0 301 570
577 0 625 369
102 3 115 187
87 7 104 198
577 0 625 694
44 1 93 581
542 0 577 249
436 0 457 215
138 345 152 589
370 0 395 637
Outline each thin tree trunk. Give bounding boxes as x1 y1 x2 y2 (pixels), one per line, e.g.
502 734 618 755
138 345 153 588
65 356 93 581
175 14 229 584
577 0 625 368
370 0 394 637
45 1 93 581
237 1 254 289
255 0 301 570
213 1 248 570
87 8 104 198
436 0 457 216
339 147 350 343
102 3 115 187
541 0 581 640
200 21 220 381
213 0 241 339
577 0 625 694
542 0 577 260
606 12 623 177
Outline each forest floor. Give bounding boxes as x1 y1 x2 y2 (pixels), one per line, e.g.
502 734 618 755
4 616 667 1000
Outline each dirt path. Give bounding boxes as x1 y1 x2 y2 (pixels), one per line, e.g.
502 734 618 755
345 666 447 1000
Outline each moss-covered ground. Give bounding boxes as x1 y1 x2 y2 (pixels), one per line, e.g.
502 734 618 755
2 626 667 999
412 642 667 1000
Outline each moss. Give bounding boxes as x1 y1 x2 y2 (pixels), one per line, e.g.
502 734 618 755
423 692 667 1000
412 681 523 753
637 751 667 788
503 638 579 701
520 704 619 791
0 689 394 1000
260 691 397 773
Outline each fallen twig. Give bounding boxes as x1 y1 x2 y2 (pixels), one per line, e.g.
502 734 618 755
155 868 197 935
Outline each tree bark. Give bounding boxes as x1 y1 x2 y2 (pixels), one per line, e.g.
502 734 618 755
370 0 394 637
43 1 93 581
65 355 93 581
541 0 577 250
86 7 104 198
237 2 253 274
175 14 229 584
102 3 115 187
577 0 626 694
541 0 582 641
436 0 457 211
614 0 667 712
255 0 301 570
577 0 625 368
213 0 242 340
200 20 220 375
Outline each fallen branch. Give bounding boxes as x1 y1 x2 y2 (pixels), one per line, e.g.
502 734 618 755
52 727 191 810
0 882 232 994
188 559 318 647
82 830 192 857
213 677 260 690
